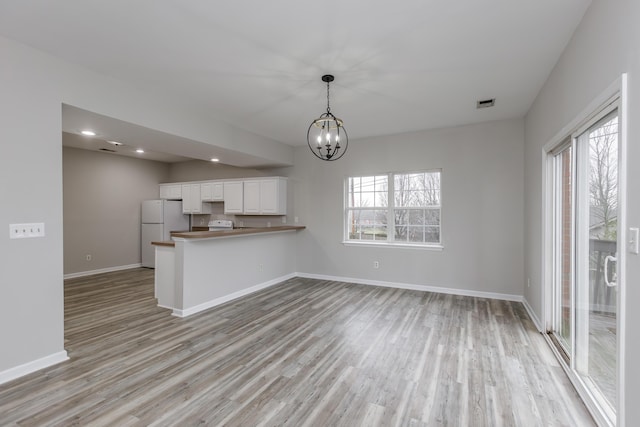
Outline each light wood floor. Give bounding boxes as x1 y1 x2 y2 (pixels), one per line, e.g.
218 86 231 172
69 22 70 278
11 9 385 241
0 268 594 426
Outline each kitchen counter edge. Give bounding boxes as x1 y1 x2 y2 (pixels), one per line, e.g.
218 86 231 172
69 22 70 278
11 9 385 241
152 225 305 246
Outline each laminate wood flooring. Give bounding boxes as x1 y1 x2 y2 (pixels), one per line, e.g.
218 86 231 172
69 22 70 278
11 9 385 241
0 269 594 426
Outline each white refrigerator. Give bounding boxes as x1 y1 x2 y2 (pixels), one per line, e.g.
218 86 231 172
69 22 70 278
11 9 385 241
141 200 189 268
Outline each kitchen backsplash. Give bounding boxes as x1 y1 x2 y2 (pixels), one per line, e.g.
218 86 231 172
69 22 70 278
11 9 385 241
191 204 288 230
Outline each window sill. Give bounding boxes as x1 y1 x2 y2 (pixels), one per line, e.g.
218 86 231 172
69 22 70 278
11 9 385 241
342 241 444 251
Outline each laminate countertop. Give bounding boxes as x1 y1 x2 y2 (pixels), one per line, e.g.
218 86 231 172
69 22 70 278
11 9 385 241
152 225 305 247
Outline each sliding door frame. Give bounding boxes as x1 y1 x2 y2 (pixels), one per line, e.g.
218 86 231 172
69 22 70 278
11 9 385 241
541 74 627 427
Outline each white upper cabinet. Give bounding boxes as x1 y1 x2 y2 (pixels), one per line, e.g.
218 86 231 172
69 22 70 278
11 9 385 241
181 184 212 214
242 178 287 215
243 181 261 214
159 184 182 200
223 181 244 214
161 177 287 215
201 181 224 202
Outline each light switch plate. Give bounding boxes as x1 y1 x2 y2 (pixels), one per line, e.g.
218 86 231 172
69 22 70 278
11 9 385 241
629 227 639 254
9 223 45 239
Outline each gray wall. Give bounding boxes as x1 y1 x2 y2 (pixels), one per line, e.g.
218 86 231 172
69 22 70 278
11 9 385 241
63 147 169 275
290 119 525 297
523 0 640 422
168 160 268 182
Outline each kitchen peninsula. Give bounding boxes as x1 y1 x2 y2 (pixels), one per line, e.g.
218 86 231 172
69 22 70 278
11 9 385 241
152 226 305 317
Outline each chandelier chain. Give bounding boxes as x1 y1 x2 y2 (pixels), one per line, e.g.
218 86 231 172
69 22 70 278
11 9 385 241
326 80 331 113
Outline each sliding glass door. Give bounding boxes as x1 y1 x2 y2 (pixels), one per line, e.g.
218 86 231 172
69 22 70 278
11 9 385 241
550 106 620 424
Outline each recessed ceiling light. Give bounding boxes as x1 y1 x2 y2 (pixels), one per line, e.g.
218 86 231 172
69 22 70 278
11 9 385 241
81 130 96 136
107 140 123 146
210 158 220 162
136 149 144 154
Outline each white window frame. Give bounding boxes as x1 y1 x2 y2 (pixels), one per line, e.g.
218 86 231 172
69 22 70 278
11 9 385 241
343 170 443 250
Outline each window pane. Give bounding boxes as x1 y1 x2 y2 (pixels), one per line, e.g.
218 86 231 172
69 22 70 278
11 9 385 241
407 226 424 242
425 226 440 243
394 171 441 207
349 192 361 208
395 209 408 226
408 209 424 225
361 192 375 207
425 209 440 226
348 175 388 208
347 209 388 241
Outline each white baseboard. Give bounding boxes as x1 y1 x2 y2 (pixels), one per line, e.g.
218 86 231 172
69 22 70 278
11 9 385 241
295 272 523 302
64 263 143 279
172 273 298 318
522 297 544 332
0 351 68 385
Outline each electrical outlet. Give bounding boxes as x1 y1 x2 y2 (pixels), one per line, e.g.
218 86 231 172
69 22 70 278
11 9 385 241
267 221 271 227
527 278 531 288
294 217 299 224
259 263 264 271
373 261 379 269
281 216 286 224
86 254 92 261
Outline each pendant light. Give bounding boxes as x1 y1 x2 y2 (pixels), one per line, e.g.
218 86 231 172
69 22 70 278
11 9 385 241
307 75 348 161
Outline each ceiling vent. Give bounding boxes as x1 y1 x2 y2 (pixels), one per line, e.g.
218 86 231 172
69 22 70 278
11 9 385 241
476 98 496 109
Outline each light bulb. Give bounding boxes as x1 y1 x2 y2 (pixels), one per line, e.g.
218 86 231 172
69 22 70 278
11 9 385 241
336 135 340 142
326 133 330 142
317 135 322 145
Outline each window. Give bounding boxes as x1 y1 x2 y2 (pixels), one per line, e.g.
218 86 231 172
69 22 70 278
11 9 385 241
345 170 441 247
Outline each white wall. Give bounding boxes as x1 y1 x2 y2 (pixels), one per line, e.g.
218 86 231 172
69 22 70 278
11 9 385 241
290 119 525 298
0 35 292 376
523 0 640 422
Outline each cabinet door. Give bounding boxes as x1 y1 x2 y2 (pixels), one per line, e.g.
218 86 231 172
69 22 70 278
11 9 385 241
212 182 224 201
260 179 278 214
189 184 202 213
181 184 192 213
159 185 169 199
243 181 261 214
169 185 182 200
160 184 182 200
223 181 243 213
200 182 213 201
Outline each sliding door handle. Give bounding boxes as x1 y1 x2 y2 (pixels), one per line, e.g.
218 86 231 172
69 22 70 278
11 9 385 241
604 255 617 287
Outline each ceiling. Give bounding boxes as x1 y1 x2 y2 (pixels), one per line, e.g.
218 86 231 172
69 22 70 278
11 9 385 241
0 1 591 162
